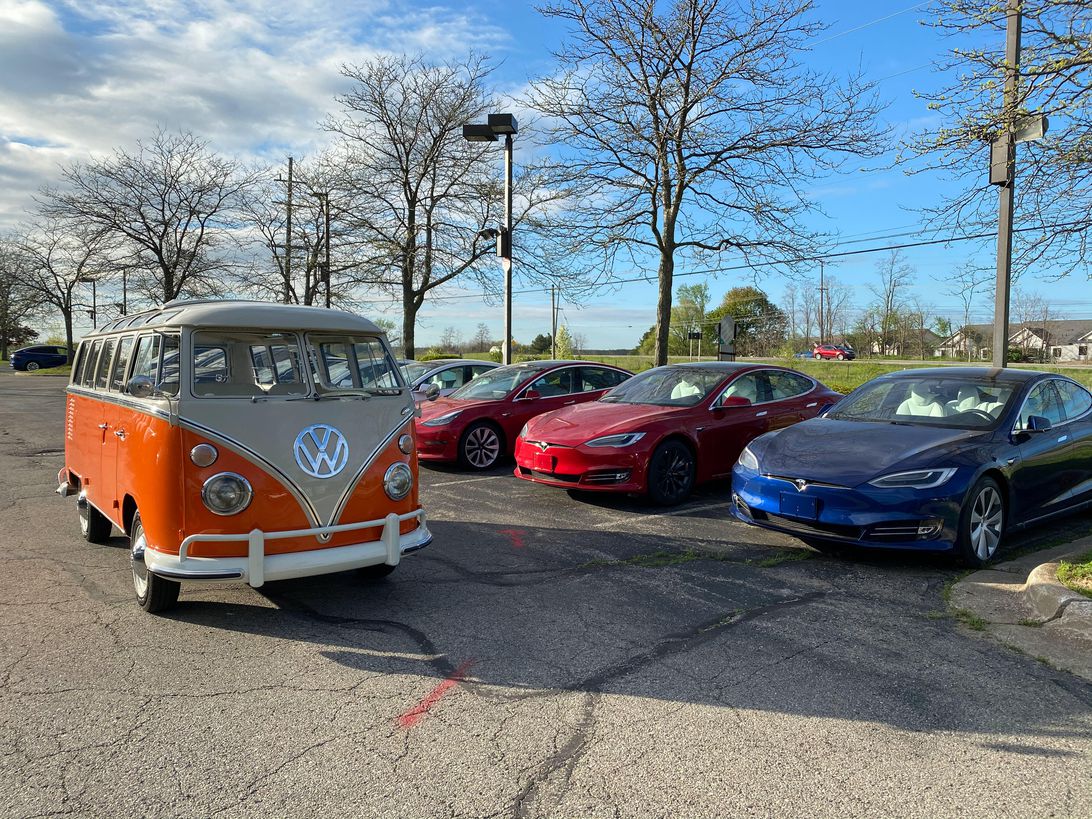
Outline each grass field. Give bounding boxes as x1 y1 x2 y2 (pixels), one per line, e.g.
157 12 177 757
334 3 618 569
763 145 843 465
458 352 1092 394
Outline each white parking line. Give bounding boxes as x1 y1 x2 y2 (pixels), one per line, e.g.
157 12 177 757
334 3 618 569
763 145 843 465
589 499 731 528
426 475 510 489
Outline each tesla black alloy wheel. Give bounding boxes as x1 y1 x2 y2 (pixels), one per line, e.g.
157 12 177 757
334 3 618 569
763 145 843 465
648 440 695 506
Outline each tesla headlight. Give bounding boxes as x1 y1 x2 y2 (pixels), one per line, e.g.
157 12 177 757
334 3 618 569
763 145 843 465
422 410 462 427
201 472 253 516
738 444 759 471
585 432 645 448
868 468 957 489
519 423 530 439
384 462 413 500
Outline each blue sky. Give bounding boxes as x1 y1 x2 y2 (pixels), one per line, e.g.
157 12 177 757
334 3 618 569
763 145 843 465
1 1 1088 348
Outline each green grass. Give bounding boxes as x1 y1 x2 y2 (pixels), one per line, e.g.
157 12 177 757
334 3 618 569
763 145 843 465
1056 549 1092 599
24 364 72 377
748 548 816 568
936 570 989 630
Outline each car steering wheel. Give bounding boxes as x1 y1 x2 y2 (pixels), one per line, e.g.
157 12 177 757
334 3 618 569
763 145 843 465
961 408 995 422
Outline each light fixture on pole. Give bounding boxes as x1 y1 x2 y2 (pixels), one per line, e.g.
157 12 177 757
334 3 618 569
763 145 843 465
79 275 99 328
463 113 517 364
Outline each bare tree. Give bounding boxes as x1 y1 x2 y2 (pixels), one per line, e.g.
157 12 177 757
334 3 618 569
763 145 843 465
869 251 915 355
0 238 38 360
471 322 492 353
437 326 463 353
908 1 1092 277
944 263 994 361
528 0 886 365
19 220 112 357
823 277 853 346
40 129 254 304
324 54 510 359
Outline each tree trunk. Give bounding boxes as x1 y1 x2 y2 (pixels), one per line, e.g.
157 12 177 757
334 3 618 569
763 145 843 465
654 251 674 367
402 283 418 360
64 309 75 362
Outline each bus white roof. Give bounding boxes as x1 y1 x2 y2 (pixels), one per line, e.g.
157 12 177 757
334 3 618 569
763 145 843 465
92 299 383 336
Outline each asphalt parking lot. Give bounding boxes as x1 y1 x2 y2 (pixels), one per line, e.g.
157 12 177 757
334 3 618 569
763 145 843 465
1 369 1090 818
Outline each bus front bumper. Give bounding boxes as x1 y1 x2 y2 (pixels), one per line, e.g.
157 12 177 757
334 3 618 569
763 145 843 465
139 510 432 588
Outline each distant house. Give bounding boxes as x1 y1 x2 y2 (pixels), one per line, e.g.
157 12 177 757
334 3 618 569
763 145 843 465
868 329 943 357
936 320 1092 362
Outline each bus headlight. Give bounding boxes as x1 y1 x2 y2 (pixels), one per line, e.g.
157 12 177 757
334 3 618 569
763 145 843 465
201 472 253 516
384 462 413 500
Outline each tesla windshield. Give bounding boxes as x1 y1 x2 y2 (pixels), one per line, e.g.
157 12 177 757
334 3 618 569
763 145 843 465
600 367 726 407
449 363 551 400
829 376 1018 429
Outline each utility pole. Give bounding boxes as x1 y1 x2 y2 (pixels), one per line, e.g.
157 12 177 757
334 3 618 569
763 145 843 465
323 193 331 309
550 285 558 359
275 157 294 304
990 1 1022 368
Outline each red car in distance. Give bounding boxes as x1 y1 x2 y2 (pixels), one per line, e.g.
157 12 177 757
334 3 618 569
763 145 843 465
415 360 633 470
813 344 856 360
514 363 841 505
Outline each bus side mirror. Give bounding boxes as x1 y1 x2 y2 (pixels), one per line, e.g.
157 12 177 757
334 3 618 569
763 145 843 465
424 383 441 401
127 375 155 398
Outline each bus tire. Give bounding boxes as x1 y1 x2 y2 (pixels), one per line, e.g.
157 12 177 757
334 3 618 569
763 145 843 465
131 513 180 613
359 563 397 581
78 495 113 544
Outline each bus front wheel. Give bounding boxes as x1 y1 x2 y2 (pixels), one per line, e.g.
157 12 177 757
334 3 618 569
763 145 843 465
130 513 180 613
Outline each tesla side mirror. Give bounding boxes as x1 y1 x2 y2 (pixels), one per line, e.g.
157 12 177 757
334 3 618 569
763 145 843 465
519 389 541 401
126 375 156 398
424 383 441 401
718 396 752 409
1026 415 1053 433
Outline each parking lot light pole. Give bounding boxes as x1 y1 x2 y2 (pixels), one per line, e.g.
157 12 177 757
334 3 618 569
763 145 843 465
79 275 99 328
308 191 332 308
463 114 517 365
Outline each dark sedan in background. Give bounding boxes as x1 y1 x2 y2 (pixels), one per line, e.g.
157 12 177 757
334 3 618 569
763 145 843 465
400 358 498 402
10 345 70 371
732 368 1092 566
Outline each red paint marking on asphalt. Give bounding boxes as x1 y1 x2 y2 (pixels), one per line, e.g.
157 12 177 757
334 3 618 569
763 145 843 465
499 528 527 549
398 660 475 729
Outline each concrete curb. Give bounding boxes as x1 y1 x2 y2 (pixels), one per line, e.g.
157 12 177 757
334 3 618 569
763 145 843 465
1024 560 1090 621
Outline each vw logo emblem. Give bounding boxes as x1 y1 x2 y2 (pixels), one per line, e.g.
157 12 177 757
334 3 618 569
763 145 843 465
293 424 349 479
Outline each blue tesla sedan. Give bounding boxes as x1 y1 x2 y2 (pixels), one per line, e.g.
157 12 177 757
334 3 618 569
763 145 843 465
731 368 1092 566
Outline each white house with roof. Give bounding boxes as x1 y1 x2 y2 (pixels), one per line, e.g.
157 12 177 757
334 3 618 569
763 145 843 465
935 320 1092 362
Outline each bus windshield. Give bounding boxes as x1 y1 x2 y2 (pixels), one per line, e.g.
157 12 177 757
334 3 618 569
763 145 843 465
191 331 308 398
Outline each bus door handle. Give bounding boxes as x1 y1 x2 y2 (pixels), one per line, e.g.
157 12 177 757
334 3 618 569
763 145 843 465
114 429 126 440
97 423 108 430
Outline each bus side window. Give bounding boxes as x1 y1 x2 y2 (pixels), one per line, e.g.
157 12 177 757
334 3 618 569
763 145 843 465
93 339 116 390
80 340 102 388
159 335 180 396
109 336 135 392
71 343 89 385
130 334 162 390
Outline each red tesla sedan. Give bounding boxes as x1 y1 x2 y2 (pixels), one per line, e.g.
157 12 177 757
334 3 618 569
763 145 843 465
514 363 841 505
415 360 633 470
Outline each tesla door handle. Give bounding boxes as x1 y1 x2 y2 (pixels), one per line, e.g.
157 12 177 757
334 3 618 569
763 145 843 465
501 412 511 417
564 400 576 405
114 429 126 440
755 411 768 417
97 423 109 430
806 402 818 408
1057 435 1068 443
1006 457 1016 466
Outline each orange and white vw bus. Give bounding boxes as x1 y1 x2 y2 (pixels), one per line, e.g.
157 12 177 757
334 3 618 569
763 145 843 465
58 300 431 613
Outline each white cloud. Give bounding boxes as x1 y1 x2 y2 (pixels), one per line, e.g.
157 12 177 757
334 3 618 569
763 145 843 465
0 0 511 228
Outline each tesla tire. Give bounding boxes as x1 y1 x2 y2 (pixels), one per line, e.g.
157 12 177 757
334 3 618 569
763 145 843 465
78 495 113 544
647 440 695 506
130 513 180 613
956 477 1005 568
25 361 40 371
459 422 503 470
836 353 845 360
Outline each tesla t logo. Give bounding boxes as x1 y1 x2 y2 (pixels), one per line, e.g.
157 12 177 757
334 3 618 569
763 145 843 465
537 442 550 451
793 479 808 492
293 424 349 479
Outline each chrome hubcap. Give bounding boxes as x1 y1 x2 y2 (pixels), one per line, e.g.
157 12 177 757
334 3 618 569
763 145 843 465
465 427 500 468
969 486 1003 561
131 525 148 598
77 497 90 534
655 449 693 499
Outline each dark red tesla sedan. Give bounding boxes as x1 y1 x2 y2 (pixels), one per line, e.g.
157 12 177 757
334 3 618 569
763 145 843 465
514 362 841 505
415 360 633 470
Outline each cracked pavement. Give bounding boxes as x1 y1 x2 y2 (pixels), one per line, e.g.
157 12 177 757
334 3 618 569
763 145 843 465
1 369 1090 818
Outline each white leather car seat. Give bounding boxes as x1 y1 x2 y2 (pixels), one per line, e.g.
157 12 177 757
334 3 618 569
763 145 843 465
670 379 702 400
897 383 946 417
722 377 758 403
946 386 980 414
